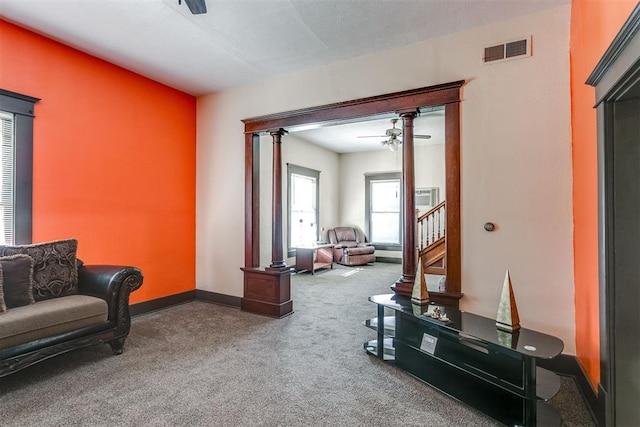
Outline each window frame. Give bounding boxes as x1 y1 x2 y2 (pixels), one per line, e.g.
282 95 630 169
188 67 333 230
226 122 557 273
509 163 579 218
286 163 320 257
365 172 402 250
0 89 39 245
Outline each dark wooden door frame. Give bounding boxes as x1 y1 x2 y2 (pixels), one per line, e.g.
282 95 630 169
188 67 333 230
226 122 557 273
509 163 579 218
587 4 640 426
242 80 465 305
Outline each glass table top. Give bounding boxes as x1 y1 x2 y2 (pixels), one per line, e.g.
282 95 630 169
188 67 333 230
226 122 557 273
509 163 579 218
369 294 564 359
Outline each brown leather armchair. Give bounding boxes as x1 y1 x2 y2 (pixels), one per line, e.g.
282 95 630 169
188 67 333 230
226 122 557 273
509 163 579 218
327 227 375 266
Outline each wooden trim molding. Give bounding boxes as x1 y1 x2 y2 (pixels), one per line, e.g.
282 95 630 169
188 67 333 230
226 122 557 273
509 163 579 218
586 3 640 87
0 89 40 245
130 290 196 316
587 3 640 105
242 81 464 133
195 290 242 308
375 257 402 264
245 133 260 268
242 81 465 313
588 6 640 425
0 89 40 116
444 102 461 292
131 290 243 317
537 354 599 424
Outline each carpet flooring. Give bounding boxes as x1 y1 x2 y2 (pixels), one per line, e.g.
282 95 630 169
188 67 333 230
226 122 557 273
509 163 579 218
0 262 594 426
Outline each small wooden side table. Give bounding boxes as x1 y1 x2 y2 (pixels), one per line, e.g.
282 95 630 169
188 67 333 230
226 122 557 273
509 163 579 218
294 244 334 274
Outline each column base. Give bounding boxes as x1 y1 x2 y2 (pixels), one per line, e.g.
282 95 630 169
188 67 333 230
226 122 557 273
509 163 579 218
241 267 293 318
392 276 463 308
391 275 415 297
268 261 287 270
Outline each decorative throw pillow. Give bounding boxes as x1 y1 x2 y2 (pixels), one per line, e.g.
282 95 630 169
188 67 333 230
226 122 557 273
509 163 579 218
0 239 78 301
0 254 35 312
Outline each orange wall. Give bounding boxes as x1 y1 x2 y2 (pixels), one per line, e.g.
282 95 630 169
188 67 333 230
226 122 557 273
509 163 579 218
570 0 637 387
0 20 196 304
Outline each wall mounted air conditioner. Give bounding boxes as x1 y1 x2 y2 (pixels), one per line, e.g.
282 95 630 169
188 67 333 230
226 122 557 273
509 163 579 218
416 187 439 214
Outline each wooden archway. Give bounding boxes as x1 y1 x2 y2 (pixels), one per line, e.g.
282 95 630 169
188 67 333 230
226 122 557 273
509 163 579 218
241 81 464 317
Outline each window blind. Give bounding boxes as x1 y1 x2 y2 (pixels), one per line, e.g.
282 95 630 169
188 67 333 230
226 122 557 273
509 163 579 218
0 111 15 245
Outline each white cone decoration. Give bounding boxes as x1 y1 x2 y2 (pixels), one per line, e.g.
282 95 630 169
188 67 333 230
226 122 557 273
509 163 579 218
496 270 521 332
411 258 430 305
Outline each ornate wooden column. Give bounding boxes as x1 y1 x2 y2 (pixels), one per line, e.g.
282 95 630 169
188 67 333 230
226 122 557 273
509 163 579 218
392 110 419 297
241 129 293 318
269 129 287 269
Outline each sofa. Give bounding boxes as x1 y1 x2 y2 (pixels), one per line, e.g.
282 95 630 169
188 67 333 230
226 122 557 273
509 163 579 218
327 227 376 266
0 239 143 378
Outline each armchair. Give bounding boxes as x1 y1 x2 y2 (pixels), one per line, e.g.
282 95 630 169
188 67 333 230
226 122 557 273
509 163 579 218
327 227 375 266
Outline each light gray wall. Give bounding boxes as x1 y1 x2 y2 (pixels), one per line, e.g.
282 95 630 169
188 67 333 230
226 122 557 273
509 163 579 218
258 134 340 266
338 143 445 258
196 6 575 352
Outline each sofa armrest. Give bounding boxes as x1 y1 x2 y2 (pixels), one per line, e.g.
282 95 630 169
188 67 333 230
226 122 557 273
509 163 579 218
78 265 143 334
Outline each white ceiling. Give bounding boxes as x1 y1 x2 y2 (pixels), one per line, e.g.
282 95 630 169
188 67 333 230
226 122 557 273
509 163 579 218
290 109 445 153
0 0 569 153
0 0 570 97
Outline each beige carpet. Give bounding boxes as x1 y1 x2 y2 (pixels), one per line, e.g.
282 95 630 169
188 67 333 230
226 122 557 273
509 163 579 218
0 262 594 426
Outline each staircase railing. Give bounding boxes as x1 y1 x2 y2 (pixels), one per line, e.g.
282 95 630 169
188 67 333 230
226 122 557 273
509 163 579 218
417 201 446 251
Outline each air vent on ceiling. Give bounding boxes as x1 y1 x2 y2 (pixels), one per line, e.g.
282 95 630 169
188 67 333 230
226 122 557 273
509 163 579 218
483 36 532 64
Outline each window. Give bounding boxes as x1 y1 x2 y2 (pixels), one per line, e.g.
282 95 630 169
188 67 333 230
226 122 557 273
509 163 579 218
0 89 39 245
287 164 320 254
365 172 402 247
1 111 15 244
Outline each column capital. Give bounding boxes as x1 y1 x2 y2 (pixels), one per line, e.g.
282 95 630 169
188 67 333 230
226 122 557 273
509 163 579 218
396 109 419 118
268 128 288 140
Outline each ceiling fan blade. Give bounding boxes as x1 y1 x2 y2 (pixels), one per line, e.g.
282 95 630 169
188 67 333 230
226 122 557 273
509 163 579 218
358 135 387 138
415 135 432 139
184 0 207 14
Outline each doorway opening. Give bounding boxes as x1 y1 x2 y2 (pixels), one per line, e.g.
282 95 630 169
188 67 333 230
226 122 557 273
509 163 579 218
241 81 464 317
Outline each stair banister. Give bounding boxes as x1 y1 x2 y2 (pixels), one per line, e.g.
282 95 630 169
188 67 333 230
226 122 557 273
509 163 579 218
417 201 446 250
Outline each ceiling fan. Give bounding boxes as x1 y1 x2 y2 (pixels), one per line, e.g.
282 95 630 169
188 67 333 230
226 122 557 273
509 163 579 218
359 118 431 152
179 0 207 14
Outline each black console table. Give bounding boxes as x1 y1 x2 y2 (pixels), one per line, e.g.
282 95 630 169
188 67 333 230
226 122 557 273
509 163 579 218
364 294 564 426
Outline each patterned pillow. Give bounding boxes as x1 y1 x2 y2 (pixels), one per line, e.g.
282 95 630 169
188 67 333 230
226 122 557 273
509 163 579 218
0 254 36 312
0 239 78 301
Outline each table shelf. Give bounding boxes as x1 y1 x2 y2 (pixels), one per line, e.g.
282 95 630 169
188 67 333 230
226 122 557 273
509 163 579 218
363 338 395 361
363 316 396 337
